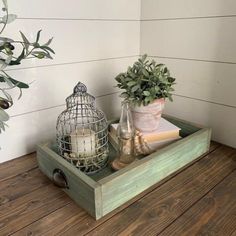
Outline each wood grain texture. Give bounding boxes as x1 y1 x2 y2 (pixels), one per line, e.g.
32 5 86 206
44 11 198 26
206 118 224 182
0 185 70 235
37 144 101 219
0 153 37 182
0 168 49 206
84 145 236 236
36 116 211 219
160 170 236 236
12 203 86 236
99 128 210 216
1 142 235 235
13 142 219 236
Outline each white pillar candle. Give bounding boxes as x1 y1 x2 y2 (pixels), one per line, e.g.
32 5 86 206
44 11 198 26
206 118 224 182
70 128 96 157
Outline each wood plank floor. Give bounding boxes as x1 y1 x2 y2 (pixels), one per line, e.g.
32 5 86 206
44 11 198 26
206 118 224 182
0 142 235 236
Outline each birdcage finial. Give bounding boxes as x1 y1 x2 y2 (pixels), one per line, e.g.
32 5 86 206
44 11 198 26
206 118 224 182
73 82 87 94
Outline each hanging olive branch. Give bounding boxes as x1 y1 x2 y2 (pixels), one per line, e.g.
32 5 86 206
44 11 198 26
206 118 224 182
0 0 54 133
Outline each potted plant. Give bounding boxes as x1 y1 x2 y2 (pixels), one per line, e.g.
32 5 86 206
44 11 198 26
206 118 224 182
115 54 176 132
0 0 54 134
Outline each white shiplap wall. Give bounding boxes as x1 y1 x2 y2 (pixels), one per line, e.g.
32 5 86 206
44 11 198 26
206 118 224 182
0 0 141 162
141 0 236 147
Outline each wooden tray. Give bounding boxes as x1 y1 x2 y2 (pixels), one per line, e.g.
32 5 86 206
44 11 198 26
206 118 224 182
37 115 211 220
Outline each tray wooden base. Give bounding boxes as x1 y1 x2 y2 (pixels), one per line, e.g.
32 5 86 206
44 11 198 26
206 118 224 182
37 115 211 220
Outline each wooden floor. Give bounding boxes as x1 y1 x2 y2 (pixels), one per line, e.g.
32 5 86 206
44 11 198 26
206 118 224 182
0 142 236 236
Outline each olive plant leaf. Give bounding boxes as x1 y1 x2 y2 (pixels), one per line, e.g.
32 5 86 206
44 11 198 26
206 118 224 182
1 89 12 103
44 37 53 46
0 108 9 121
32 51 52 59
40 45 55 54
20 31 30 53
0 60 7 70
1 14 17 24
2 0 8 9
36 29 42 43
0 3 55 135
0 37 13 42
6 76 29 89
0 108 9 134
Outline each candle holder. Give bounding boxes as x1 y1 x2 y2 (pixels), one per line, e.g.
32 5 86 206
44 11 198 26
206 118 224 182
56 82 109 175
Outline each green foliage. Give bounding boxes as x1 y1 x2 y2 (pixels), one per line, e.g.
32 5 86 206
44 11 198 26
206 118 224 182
0 0 54 133
115 54 176 107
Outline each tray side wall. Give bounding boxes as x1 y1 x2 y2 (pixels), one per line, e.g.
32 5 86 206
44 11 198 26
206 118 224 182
37 145 102 219
100 128 211 216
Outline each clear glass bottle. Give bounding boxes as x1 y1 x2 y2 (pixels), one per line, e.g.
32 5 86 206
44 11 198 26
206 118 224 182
117 101 135 165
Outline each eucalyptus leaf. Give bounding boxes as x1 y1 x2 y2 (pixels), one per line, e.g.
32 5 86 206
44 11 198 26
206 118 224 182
143 91 150 96
127 81 136 87
131 85 139 93
120 92 128 98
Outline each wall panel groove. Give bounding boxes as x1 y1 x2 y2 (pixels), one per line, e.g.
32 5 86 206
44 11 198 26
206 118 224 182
0 93 121 163
150 55 236 65
141 15 236 21
17 18 140 22
0 0 141 162
141 0 236 20
141 0 236 148
5 55 139 72
5 19 140 69
6 57 137 117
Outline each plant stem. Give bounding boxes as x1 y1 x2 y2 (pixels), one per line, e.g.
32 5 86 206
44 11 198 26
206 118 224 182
0 8 8 35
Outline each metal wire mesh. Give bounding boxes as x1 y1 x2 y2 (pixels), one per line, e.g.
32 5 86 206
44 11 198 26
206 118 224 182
56 82 109 175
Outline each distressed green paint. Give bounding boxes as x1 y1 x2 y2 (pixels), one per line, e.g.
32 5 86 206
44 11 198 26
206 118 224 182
37 116 211 220
99 128 211 215
37 144 102 219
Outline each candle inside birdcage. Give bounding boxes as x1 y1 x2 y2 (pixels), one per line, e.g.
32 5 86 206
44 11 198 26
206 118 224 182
70 129 96 157
56 82 109 175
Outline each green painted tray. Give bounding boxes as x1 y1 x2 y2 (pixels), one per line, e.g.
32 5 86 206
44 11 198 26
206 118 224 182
37 115 211 220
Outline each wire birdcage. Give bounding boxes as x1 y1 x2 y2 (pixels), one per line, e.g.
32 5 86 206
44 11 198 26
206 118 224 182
56 82 109 175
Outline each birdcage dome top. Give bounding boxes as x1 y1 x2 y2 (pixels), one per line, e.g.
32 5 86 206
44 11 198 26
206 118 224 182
56 82 109 175
65 82 95 108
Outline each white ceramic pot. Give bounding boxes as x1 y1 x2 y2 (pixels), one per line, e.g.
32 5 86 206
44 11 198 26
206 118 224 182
131 98 165 132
